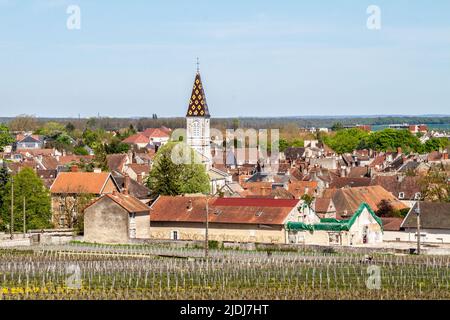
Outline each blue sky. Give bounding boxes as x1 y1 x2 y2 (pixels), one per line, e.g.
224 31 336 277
0 0 449 118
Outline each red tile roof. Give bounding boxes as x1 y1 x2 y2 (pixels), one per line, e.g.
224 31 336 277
122 133 149 144
381 217 403 231
127 163 150 175
50 172 116 194
142 128 170 139
150 196 299 225
85 192 150 213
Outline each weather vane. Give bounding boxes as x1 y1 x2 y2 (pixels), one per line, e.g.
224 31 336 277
196 57 200 73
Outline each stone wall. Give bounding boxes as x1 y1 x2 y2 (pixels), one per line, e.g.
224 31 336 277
149 222 286 244
84 197 129 243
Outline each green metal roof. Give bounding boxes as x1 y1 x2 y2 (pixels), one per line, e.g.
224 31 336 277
286 203 383 232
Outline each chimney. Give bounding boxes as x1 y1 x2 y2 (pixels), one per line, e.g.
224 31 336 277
443 152 449 160
123 174 130 195
397 147 402 155
187 200 193 211
71 165 78 172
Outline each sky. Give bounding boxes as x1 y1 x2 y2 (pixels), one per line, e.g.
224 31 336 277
0 0 449 118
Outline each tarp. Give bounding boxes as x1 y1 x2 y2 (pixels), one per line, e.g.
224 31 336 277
286 203 384 232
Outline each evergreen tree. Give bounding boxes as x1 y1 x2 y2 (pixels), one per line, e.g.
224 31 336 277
146 142 210 197
1 168 52 232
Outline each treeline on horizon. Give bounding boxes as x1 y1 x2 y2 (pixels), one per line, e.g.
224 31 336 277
1 115 450 132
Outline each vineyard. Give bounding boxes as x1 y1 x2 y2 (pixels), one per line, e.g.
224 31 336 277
0 243 449 300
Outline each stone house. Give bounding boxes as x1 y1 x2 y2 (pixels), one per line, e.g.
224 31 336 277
49 171 120 228
149 197 302 244
84 191 151 243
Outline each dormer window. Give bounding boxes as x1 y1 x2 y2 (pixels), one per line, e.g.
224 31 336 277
398 192 405 199
414 192 421 200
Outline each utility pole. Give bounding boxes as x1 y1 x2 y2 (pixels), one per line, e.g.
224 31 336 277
415 201 421 255
10 177 14 240
205 196 209 259
23 196 26 237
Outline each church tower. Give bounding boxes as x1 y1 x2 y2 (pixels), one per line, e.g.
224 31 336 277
186 66 211 167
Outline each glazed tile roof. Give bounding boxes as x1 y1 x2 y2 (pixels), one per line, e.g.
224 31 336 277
186 72 210 117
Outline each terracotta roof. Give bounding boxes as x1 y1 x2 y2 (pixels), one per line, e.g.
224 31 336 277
142 128 170 139
50 172 117 194
40 156 59 170
370 176 421 200
381 217 403 231
127 163 150 175
107 154 128 172
16 134 41 142
324 185 408 219
314 197 333 213
329 177 371 189
287 181 318 198
402 202 450 230
347 167 369 178
122 133 149 144
85 192 150 213
150 196 298 225
428 151 442 162
18 149 53 157
58 155 94 166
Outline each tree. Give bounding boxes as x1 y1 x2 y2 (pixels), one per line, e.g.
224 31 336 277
104 138 130 154
146 142 210 197
8 115 39 132
323 128 369 154
0 168 52 232
65 122 76 132
367 129 421 153
93 143 109 171
423 138 449 153
301 194 315 208
376 199 408 218
331 122 344 131
35 121 66 138
0 163 10 213
0 124 14 151
419 170 450 202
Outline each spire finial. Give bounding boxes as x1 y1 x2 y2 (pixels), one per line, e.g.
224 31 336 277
196 57 200 73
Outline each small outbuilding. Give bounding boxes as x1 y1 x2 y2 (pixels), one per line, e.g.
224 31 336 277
84 191 150 244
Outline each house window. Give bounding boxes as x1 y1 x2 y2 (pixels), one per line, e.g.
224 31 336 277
59 216 65 228
171 230 179 240
328 232 341 245
414 192 421 200
398 192 405 199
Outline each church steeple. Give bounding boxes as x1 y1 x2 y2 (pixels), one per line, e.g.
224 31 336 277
186 68 210 118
